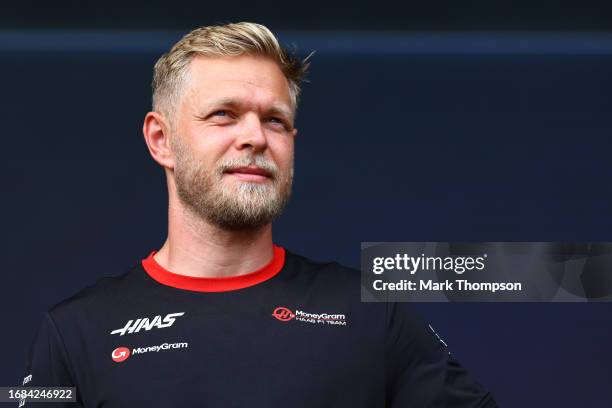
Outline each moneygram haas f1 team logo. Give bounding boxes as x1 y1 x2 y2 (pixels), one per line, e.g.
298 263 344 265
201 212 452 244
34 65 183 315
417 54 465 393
271 306 347 326
111 347 131 363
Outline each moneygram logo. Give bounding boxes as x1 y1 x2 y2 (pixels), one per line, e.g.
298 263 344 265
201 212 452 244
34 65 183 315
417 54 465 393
271 306 347 326
111 347 131 363
111 342 188 363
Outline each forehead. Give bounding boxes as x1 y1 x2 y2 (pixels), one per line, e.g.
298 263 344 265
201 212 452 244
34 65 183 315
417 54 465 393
182 54 293 110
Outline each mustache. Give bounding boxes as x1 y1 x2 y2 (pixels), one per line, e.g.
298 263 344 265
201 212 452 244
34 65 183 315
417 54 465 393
216 155 279 178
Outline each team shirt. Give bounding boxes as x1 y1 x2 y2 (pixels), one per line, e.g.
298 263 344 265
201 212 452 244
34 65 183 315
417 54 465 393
21 245 497 407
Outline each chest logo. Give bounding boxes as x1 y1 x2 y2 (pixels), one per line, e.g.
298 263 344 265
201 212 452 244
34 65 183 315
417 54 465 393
111 347 131 362
110 312 185 336
271 306 347 326
272 307 295 321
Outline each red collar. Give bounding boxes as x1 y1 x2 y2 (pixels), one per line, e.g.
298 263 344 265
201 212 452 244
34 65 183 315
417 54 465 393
141 245 285 292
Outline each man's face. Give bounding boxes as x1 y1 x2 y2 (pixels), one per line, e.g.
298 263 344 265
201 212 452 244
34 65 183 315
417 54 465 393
170 54 297 230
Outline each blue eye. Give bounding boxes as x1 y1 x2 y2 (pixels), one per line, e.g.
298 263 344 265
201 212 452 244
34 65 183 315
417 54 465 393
266 117 286 126
213 110 228 116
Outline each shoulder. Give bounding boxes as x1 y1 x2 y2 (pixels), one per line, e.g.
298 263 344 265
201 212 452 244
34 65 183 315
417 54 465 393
283 247 360 281
47 262 143 323
281 247 370 305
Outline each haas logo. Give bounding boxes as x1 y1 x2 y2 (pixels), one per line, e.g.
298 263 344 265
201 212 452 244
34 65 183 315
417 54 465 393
111 312 185 336
111 347 131 363
272 307 295 322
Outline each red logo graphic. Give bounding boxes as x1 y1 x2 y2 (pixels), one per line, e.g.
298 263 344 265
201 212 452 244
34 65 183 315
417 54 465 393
272 307 295 322
111 347 131 363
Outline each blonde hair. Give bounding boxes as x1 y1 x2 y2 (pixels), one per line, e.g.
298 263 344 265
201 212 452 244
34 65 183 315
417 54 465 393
152 22 311 124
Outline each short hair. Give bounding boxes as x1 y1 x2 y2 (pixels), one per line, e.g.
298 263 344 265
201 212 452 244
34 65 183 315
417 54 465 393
152 22 311 125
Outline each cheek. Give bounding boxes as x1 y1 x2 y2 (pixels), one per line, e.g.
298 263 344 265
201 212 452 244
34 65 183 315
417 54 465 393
268 135 294 168
189 129 234 164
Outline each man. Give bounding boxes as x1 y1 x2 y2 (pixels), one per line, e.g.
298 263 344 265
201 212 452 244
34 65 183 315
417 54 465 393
22 22 497 407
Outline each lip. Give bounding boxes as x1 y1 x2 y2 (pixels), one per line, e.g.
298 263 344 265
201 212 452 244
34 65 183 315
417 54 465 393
224 166 272 182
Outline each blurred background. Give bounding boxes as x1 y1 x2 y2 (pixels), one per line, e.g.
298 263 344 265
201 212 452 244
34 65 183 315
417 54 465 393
2 0 612 406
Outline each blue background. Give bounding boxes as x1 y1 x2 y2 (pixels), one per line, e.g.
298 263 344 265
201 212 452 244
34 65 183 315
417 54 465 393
2 30 612 406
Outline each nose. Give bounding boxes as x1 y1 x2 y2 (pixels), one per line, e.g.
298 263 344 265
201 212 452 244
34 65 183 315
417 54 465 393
234 112 268 153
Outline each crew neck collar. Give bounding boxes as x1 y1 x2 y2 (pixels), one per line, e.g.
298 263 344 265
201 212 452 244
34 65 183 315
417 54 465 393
141 245 285 292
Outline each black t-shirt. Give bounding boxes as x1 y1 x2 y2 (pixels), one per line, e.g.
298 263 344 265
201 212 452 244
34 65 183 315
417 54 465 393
21 245 497 407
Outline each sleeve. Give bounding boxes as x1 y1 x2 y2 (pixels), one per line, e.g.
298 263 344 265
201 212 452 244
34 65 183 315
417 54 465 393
19 312 84 407
384 302 498 408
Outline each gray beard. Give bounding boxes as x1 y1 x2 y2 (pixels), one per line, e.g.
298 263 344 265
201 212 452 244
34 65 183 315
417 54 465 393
173 146 293 231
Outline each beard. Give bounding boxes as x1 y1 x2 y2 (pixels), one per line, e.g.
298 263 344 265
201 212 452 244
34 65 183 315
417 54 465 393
171 136 293 231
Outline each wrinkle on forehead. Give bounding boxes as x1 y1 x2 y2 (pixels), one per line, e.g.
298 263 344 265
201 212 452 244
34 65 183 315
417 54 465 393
184 55 293 110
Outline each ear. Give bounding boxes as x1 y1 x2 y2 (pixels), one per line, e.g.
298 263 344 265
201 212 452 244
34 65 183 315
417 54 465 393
143 111 175 170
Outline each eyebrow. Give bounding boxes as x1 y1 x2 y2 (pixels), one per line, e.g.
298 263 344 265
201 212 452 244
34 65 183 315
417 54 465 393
198 98 294 121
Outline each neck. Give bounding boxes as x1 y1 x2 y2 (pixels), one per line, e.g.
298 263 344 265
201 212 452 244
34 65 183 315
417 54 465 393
154 195 275 279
